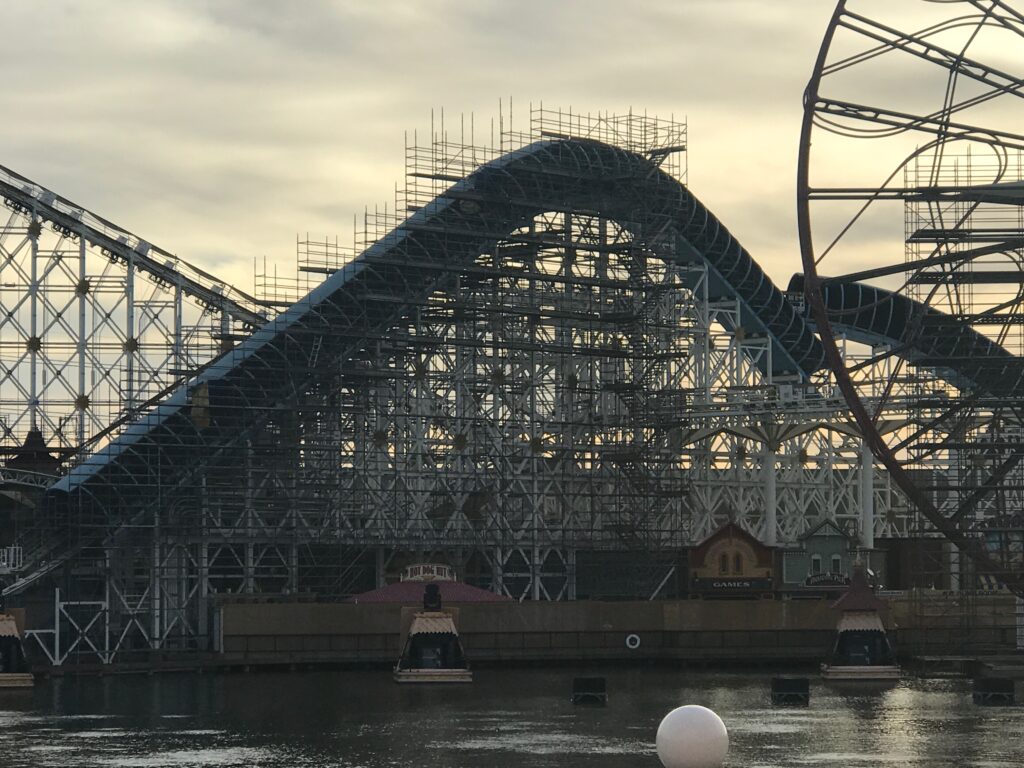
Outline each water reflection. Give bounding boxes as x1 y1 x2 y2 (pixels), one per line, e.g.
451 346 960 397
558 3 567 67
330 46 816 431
0 669 1019 767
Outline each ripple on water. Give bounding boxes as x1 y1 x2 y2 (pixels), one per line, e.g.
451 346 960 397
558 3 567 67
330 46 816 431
797 752 919 765
3 671 1022 767
441 731 653 756
167 729 223 736
726 720 805 734
97 747 276 767
74 729 132 739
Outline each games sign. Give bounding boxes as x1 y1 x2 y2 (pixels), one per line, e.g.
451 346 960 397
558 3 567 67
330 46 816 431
692 577 773 592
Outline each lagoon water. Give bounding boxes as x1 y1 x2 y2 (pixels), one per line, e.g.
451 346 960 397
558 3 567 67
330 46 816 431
0 669 1021 767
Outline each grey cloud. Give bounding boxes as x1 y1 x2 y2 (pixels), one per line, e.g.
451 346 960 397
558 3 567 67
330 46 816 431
2 0 837 290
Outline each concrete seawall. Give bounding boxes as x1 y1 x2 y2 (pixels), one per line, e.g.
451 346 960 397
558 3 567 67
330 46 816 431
218 594 1019 667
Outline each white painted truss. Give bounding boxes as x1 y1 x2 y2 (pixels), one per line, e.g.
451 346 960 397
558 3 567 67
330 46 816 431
3 110 922 667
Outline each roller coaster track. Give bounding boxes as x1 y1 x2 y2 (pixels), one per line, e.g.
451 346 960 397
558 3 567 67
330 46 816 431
0 162 268 329
51 138 824 492
2 138 827 597
789 275 1024 396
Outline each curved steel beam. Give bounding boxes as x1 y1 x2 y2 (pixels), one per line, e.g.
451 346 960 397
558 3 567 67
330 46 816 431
48 139 823 522
789 274 1024 396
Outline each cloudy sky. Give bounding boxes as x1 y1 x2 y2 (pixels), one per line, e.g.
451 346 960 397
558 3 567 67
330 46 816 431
4 1 837 293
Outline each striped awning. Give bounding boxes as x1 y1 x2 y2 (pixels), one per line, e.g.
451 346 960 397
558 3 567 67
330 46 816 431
837 611 885 633
409 613 457 636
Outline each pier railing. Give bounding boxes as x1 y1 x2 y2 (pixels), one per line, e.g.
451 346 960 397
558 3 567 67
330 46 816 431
0 546 23 574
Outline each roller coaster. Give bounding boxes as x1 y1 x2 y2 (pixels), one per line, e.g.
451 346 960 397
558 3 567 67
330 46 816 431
0 109 903 664
2 1 1023 666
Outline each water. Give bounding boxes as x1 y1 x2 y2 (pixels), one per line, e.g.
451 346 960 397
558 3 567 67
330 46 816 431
0 669 1021 767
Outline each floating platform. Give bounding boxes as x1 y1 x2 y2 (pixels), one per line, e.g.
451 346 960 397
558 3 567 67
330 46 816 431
0 673 34 689
907 655 977 678
771 676 810 704
571 676 608 705
972 677 1015 706
821 664 900 681
393 667 472 684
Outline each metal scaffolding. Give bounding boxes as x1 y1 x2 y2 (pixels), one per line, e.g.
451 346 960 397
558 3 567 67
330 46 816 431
0 162 265 456
2 107 912 665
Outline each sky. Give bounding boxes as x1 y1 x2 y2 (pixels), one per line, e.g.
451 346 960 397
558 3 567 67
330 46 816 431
3 0 838 295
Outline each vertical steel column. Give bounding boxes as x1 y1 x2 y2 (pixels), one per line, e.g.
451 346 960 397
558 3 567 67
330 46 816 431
124 253 136 415
177 544 188 644
530 219 543 602
947 541 961 592
77 233 87 446
733 297 743 385
197 529 209 647
493 546 504 596
219 309 231 353
763 443 777 546
244 441 255 593
151 508 162 649
28 212 39 430
696 265 711 400
53 587 61 665
104 550 112 662
531 545 541 601
288 542 298 593
860 439 875 550
1017 596 1023 651
243 544 255 594
375 547 386 589
566 547 576 600
173 278 183 373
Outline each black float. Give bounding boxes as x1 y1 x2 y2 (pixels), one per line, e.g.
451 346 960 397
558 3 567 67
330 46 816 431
571 676 608 706
771 677 810 705
972 678 1014 706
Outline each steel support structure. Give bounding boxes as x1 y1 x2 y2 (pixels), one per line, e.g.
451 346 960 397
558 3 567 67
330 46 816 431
6 109 910 665
0 165 264 458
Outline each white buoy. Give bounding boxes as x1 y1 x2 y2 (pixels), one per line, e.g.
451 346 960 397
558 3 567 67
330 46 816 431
655 704 729 768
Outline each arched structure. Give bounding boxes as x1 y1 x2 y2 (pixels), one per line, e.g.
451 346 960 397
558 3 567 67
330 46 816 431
55 138 823 512
6 116 889 665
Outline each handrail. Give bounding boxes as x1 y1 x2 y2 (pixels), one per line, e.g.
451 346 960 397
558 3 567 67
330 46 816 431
0 162 267 328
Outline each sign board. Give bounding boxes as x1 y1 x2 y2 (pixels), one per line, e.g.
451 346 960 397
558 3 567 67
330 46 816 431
805 572 849 587
691 577 773 591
